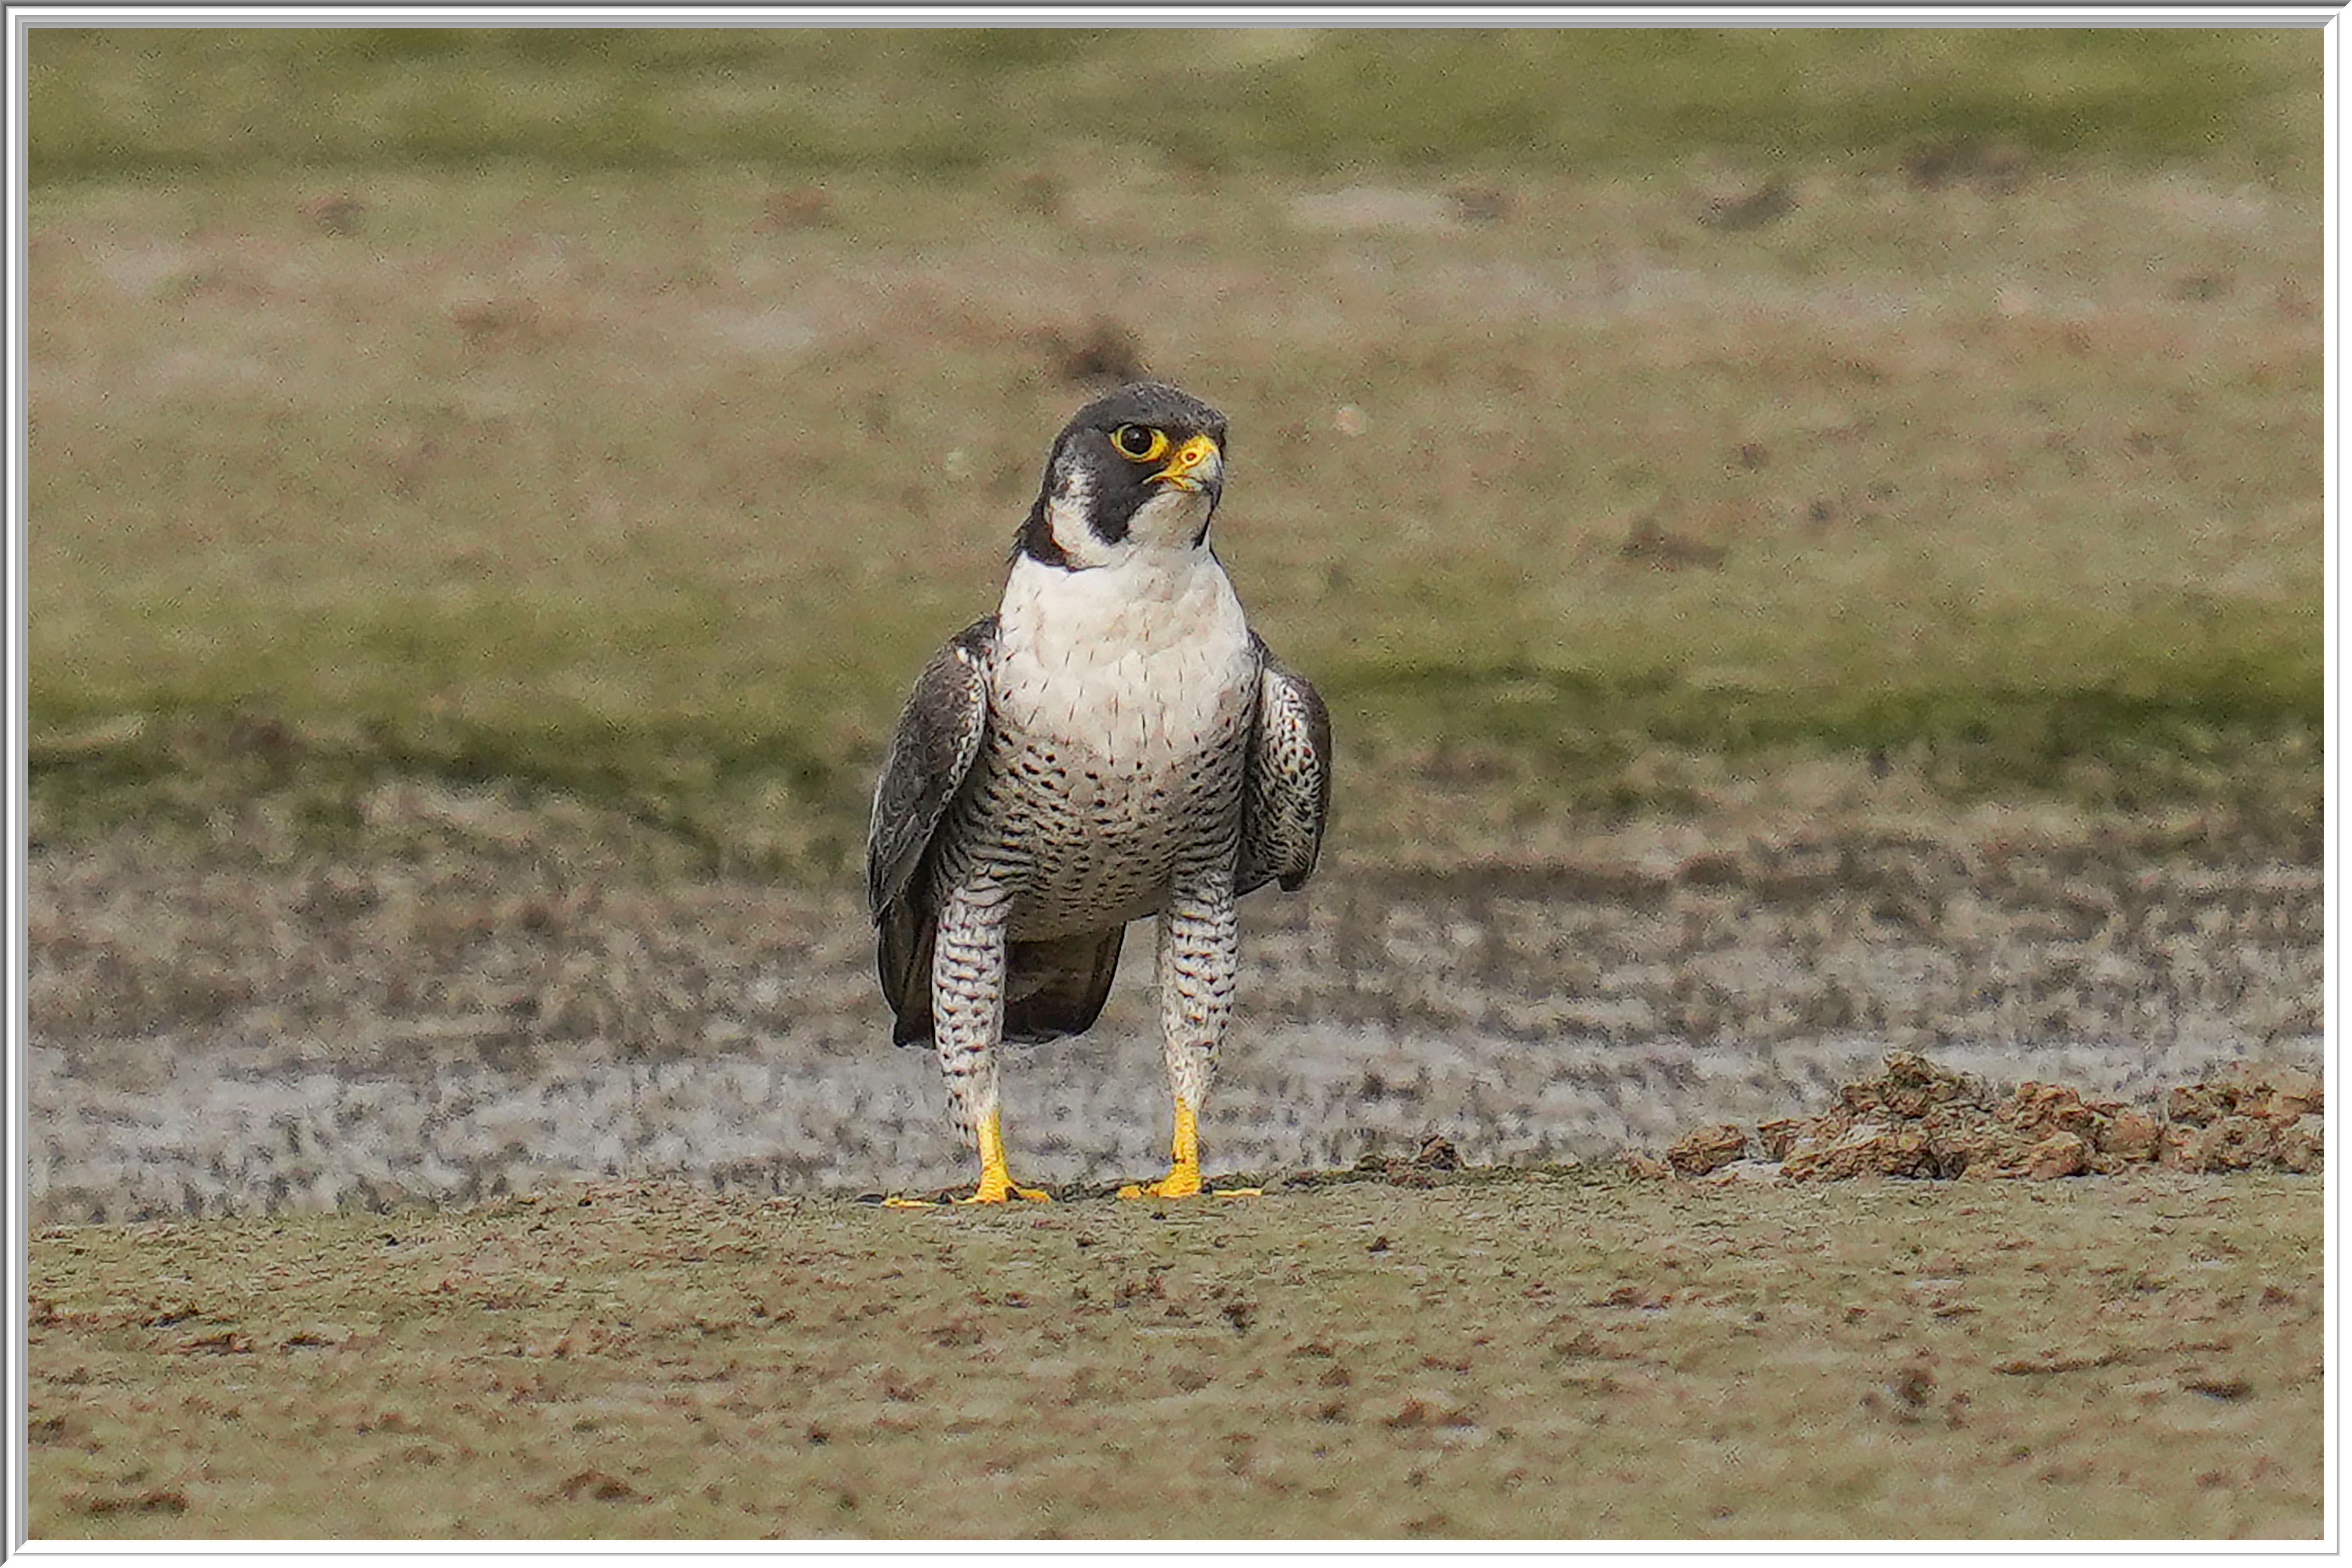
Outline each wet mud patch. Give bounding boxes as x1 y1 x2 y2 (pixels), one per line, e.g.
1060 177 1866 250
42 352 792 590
26 799 2321 1223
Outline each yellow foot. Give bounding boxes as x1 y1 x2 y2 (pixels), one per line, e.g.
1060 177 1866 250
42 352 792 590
1118 1165 1201 1200
1117 1097 1258 1197
1117 1165 1263 1199
881 1176 1050 1206
888 1109 1049 1204
958 1172 1051 1203
1116 1181 1263 1198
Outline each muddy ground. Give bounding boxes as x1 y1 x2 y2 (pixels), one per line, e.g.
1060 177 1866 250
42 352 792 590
25 800 2326 1541
28 1165 2323 1540
26 794 2321 1224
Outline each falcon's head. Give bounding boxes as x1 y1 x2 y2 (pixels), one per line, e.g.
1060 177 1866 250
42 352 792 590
1014 382 1229 570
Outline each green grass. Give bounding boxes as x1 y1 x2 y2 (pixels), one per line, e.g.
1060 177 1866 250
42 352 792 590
26 30 2324 875
27 27 2319 186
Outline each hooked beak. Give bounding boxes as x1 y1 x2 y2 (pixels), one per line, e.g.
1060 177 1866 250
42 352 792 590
1151 433 1224 495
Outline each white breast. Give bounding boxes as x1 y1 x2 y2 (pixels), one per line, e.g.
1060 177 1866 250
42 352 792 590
993 550 1256 769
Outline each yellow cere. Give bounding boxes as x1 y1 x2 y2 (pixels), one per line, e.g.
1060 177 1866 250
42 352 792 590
1149 433 1220 492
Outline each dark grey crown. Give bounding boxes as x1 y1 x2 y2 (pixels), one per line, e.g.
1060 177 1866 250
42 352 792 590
1065 382 1228 444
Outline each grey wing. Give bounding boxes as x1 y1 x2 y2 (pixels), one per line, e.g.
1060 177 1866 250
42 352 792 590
867 617 997 921
1237 635 1333 898
870 618 998 1046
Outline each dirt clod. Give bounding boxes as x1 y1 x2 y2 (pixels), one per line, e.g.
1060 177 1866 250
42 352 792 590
79 1488 189 1517
1382 1392 1476 1429
2274 1118 2324 1174
1645 1053 2323 1183
1666 1124 1749 1177
2172 1063 2323 1126
1414 1136 1462 1170
1351 1135 1467 1187
1756 1117 1807 1161
1863 1361 1937 1417
552 1469 644 1503
2100 1107 2162 1162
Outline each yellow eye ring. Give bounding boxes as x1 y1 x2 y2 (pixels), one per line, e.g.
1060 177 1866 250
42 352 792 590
1111 424 1169 463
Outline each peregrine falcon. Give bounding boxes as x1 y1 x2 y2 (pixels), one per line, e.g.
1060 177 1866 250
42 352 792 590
867 382 1331 1203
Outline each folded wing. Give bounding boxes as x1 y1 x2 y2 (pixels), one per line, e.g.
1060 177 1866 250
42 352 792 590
1237 635 1333 898
870 618 997 1045
868 617 998 921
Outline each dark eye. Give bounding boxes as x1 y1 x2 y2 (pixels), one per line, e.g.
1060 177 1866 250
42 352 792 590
1111 424 1168 462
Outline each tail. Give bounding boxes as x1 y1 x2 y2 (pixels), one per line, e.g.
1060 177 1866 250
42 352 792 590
878 904 1126 1047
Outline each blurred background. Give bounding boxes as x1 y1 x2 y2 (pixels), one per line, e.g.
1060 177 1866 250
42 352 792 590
25 26 2323 1220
